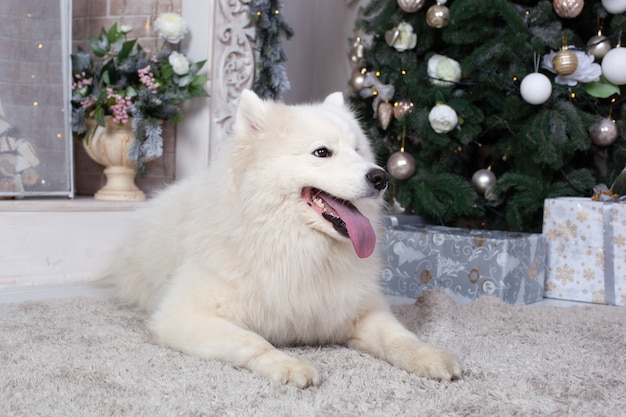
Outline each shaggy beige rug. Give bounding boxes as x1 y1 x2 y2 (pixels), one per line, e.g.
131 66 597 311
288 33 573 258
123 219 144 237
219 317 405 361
1 289 624 417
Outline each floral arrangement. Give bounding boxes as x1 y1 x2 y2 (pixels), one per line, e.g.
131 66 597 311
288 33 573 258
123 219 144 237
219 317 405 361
71 12 209 172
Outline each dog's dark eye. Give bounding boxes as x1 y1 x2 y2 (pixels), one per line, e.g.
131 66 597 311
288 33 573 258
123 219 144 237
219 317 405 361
312 147 332 158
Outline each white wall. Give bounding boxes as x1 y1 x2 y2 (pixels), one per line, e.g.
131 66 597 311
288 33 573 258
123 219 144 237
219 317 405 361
281 0 364 104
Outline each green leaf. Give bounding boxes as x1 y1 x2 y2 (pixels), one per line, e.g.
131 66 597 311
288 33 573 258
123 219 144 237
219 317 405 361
584 76 621 98
125 86 137 98
101 70 110 85
118 39 137 61
90 30 109 57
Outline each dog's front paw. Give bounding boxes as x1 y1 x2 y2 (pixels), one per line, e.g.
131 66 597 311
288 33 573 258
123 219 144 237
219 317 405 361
407 345 462 381
251 351 321 388
264 357 321 388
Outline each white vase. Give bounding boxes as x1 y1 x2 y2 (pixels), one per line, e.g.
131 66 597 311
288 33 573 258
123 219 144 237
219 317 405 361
83 116 146 201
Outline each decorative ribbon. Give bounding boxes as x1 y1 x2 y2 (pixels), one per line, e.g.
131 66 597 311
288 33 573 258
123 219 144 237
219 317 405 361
593 184 623 305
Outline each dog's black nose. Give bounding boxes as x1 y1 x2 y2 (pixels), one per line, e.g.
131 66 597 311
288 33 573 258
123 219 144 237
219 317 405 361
366 168 388 191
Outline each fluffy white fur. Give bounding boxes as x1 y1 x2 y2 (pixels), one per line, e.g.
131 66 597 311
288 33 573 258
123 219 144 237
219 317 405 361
107 90 462 387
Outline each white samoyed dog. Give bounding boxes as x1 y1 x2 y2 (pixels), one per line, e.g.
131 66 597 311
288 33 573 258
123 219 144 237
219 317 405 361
107 90 462 388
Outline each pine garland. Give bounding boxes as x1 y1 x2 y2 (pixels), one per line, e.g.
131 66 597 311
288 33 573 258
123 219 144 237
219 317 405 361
249 0 294 100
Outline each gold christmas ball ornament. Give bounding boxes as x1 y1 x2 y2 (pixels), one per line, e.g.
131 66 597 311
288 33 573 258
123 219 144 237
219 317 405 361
552 0 584 18
471 169 497 195
586 33 612 60
589 118 619 147
552 47 578 76
426 2 449 28
397 0 426 13
387 151 417 180
377 101 394 130
393 99 414 120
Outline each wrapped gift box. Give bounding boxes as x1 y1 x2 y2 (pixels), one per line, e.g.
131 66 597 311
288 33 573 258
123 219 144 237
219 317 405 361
380 224 546 304
542 197 626 306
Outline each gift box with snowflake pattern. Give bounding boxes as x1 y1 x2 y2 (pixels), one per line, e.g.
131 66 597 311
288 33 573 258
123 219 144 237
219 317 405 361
380 224 546 304
542 197 626 306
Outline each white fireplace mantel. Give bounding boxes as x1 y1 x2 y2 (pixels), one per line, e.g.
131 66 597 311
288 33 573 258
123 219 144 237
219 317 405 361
0 0 256 291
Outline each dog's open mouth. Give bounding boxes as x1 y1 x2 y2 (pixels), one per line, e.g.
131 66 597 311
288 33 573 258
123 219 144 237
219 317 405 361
301 187 376 258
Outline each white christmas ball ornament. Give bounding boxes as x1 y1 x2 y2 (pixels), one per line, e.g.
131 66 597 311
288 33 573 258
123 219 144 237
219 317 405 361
601 47 626 85
520 73 552 105
601 0 626 14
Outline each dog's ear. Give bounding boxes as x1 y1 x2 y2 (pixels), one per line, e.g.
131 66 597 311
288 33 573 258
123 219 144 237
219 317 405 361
323 92 345 108
235 89 267 134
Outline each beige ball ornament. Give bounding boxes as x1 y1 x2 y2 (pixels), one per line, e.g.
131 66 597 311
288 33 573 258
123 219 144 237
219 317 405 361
553 0 584 18
426 1 449 28
601 47 626 85
520 72 552 105
393 99 414 120
349 68 367 92
589 118 619 147
397 0 425 13
387 151 417 180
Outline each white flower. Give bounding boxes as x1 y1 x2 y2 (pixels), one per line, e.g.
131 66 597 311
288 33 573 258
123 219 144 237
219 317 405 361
393 22 417 52
427 54 462 87
541 48 602 86
154 13 189 44
168 51 190 75
428 104 458 133
119 24 133 34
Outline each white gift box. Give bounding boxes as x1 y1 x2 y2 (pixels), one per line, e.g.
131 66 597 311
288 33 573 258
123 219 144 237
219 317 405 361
542 197 626 306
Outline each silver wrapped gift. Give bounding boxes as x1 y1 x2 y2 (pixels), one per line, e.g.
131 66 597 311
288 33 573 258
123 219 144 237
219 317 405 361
380 224 546 304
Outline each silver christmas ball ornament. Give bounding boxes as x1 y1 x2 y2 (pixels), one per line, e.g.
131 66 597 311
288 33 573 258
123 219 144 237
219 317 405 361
586 33 612 60
471 169 497 195
387 151 416 180
349 68 367 92
589 118 619 147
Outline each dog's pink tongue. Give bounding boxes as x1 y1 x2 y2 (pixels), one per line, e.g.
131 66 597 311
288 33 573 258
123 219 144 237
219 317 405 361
332 202 377 258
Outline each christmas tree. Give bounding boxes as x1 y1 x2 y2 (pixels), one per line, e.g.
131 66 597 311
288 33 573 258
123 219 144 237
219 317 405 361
349 0 626 232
